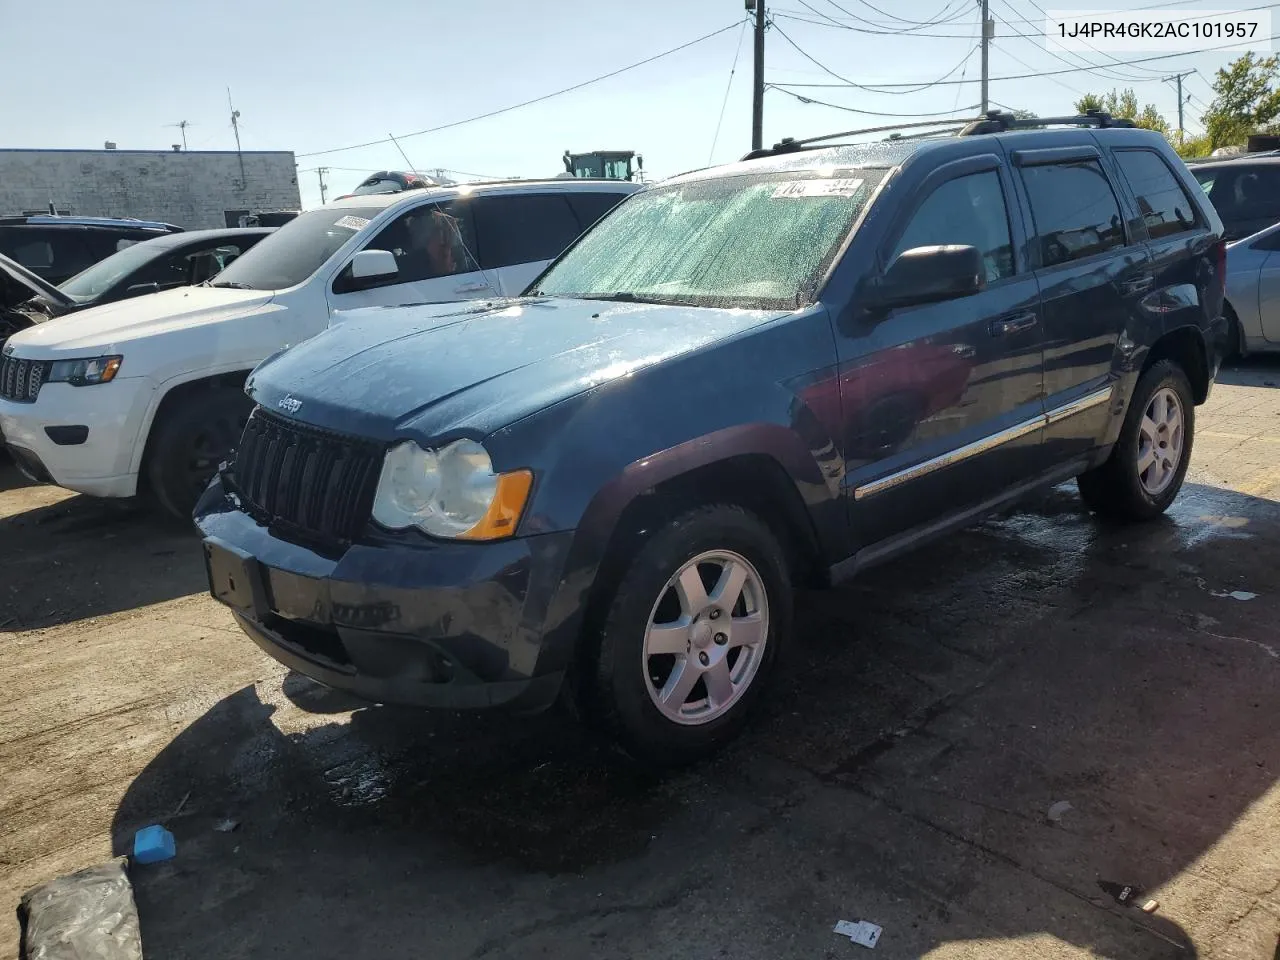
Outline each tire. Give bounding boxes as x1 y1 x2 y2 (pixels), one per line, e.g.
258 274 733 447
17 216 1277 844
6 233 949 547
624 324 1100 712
1224 302 1244 363
591 504 792 765
1077 359 1195 522
145 386 253 520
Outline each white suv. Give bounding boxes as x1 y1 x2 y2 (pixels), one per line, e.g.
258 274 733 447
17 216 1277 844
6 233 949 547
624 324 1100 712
0 179 640 516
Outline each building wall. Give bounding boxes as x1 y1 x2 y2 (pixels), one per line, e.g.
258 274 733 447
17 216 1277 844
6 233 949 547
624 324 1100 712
0 150 301 229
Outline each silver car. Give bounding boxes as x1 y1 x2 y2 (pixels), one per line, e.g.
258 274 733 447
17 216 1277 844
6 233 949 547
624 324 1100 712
1225 220 1280 356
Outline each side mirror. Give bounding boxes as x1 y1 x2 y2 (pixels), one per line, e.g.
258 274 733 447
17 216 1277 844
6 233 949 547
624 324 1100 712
869 245 985 310
349 249 398 280
124 282 160 297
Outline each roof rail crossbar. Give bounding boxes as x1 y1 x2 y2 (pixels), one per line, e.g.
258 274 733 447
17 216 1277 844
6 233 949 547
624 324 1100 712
741 116 984 161
958 109 1137 136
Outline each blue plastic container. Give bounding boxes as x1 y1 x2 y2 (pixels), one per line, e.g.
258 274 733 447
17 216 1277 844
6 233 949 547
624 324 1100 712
132 825 176 864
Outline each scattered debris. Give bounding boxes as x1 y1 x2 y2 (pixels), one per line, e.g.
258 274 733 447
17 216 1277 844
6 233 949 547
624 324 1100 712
1142 899 1160 914
1046 800 1073 823
213 818 240 833
1211 589 1258 601
170 790 191 819
132 825 176 864
834 919 883 948
1097 879 1144 906
19 857 143 960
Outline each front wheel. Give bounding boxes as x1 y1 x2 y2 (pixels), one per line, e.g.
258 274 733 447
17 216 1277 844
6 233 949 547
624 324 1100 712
145 386 253 520
590 504 792 765
1077 359 1195 521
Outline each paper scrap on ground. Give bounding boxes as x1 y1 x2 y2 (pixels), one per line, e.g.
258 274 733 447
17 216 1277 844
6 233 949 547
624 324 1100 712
834 919 882 948
1047 800 1073 822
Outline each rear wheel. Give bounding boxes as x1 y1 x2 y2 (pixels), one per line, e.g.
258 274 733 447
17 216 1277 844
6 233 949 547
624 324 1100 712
1077 360 1194 521
590 504 791 765
145 386 252 520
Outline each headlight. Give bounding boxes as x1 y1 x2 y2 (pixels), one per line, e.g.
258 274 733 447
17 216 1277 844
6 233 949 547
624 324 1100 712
47 355 122 386
371 439 532 541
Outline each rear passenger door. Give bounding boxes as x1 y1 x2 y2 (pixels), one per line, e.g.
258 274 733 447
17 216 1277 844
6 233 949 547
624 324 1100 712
843 156 1045 548
1014 145 1152 466
472 193 585 295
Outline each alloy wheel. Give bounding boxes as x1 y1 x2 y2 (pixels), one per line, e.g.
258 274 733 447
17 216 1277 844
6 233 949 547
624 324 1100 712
642 549 769 726
1137 386 1185 496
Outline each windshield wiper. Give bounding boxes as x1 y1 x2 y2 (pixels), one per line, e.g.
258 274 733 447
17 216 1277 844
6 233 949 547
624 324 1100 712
210 280 254 289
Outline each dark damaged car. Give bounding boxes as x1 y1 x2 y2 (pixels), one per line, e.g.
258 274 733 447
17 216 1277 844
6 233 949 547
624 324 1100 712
197 112 1227 762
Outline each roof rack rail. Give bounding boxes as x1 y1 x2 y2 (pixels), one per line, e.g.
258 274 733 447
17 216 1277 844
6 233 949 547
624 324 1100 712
741 116 984 161
958 109 1136 135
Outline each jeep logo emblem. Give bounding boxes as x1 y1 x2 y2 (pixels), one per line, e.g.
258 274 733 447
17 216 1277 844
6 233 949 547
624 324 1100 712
278 394 302 413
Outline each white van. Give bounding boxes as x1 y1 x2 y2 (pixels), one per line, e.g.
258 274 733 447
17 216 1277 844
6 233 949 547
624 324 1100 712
0 179 640 516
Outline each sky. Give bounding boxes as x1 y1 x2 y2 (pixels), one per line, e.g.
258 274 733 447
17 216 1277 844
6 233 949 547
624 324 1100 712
0 0 1267 210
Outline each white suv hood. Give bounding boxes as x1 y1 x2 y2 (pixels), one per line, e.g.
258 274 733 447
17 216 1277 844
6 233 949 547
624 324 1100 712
7 285 275 355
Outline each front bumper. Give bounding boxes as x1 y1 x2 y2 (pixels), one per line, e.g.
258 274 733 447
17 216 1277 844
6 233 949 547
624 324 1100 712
0 377 153 497
195 477 575 711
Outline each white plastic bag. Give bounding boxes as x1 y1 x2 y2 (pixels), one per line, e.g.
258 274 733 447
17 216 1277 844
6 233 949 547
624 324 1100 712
19 858 143 960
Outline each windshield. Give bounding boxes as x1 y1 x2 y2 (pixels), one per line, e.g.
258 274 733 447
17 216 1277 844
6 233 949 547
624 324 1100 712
532 169 886 310
212 207 381 290
59 241 163 302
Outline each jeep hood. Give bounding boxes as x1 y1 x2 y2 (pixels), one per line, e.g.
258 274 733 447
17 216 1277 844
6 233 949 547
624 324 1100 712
7 284 275 354
248 297 786 440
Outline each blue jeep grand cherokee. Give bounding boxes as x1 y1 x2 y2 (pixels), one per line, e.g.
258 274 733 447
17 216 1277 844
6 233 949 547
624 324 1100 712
197 112 1228 762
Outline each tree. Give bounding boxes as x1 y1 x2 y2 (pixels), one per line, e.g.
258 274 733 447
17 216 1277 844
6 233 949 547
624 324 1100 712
1073 89 1169 135
1201 53 1280 149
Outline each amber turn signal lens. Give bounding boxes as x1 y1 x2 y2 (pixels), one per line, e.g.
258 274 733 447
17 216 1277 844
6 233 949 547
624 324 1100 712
459 469 533 541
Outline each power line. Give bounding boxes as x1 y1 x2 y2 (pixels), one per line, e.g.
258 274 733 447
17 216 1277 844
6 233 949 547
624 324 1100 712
709 20 750 163
771 19 980 94
769 85 982 117
825 0 966 28
770 33 1280 87
990 0 1157 84
298 21 744 159
772 11 974 38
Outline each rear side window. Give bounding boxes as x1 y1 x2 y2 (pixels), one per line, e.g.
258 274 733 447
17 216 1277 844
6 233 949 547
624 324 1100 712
1020 161 1126 267
566 192 630 232
889 170 1015 282
474 194 582 270
1115 150 1198 239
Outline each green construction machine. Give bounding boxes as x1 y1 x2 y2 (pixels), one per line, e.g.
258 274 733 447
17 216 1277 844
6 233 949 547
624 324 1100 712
562 150 643 182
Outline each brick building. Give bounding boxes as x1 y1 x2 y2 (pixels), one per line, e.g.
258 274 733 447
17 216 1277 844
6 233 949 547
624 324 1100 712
0 148 301 229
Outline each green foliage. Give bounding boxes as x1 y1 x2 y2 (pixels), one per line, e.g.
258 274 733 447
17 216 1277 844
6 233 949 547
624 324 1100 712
1174 133 1212 160
1073 89 1169 134
1201 53 1280 149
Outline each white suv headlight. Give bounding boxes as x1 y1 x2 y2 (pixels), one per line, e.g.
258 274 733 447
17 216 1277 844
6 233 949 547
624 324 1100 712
371 439 532 541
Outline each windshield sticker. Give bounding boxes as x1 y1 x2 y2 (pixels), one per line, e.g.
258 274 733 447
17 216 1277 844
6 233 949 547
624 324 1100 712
334 215 370 231
772 178 865 200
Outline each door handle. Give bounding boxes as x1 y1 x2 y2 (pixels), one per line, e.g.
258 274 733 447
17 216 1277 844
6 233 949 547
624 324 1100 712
1120 275 1154 296
989 312 1038 336
454 282 488 293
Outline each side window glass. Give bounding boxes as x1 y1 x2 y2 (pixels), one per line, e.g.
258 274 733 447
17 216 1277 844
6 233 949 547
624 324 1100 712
1019 160 1126 267
1116 150 1198 240
184 244 245 284
566 192 629 232
359 202 479 286
10 239 54 271
474 194 582 270
889 170 1015 282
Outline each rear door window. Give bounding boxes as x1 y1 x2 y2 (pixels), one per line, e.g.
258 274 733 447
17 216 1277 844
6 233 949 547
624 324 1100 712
566 192 630 232
1115 150 1198 239
1019 161 1127 267
889 170 1015 282
473 194 582 270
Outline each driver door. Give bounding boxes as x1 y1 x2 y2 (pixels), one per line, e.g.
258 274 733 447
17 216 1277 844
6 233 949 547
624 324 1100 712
839 157 1046 550
329 200 497 312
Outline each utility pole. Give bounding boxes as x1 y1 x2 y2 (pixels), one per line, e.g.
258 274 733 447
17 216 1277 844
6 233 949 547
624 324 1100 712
316 167 329 204
980 0 991 114
1164 71 1195 143
750 0 766 151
